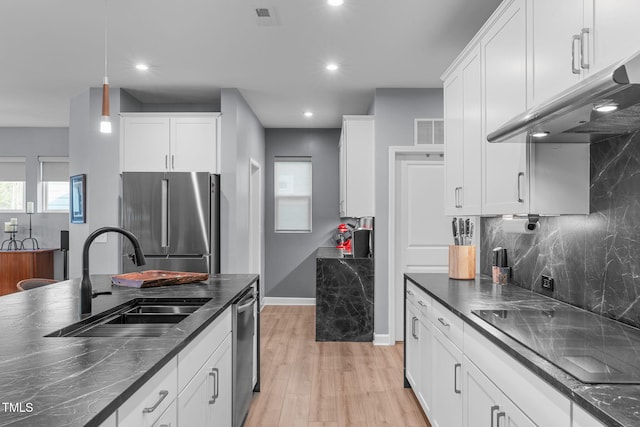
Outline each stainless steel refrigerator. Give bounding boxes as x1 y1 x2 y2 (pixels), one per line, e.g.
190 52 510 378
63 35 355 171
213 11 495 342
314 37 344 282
121 172 220 274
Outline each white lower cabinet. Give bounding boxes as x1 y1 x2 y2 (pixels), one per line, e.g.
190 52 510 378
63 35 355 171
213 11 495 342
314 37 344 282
118 358 178 427
431 327 463 427
463 356 535 427
572 403 606 427
178 334 232 426
152 399 177 427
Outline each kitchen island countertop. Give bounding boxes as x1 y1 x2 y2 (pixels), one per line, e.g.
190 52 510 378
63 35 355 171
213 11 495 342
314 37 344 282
0 273 258 426
406 273 640 427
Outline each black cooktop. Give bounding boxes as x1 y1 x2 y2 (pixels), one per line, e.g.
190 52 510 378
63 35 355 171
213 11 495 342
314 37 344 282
472 308 640 384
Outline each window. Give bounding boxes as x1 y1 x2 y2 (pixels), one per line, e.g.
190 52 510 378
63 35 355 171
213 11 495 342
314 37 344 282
39 157 69 212
0 157 26 212
274 157 312 232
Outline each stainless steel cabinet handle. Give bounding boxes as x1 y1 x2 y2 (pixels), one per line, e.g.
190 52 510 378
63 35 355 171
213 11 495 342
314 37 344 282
437 317 450 327
406 289 414 296
454 187 463 208
517 172 525 203
497 411 506 427
580 28 590 70
411 316 418 339
491 405 500 427
142 390 168 413
571 34 581 74
165 154 168 169
159 424 171 427
171 155 175 170
418 300 427 307
208 368 219 404
454 363 461 394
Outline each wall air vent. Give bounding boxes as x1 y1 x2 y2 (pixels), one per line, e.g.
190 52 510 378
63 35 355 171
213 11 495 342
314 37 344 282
255 7 279 26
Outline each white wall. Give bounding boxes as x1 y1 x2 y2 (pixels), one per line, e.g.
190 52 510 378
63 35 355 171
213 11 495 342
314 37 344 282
68 87 122 278
373 88 444 335
0 128 69 279
220 89 266 291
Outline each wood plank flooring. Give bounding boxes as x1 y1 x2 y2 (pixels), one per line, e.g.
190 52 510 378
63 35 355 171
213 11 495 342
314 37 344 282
244 305 431 427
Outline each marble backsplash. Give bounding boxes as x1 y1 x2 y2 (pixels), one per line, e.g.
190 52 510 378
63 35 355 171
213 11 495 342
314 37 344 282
481 130 640 328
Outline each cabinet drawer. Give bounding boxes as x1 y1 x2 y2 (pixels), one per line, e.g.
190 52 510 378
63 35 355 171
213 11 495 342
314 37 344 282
178 307 232 391
464 324 570 427
406 282 431 318
431 298 463 350
151 399 176 427
118 357 178 427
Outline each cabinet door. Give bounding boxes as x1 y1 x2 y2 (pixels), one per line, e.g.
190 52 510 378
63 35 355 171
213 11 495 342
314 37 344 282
460 47 482 214
589 0 640 74
431 328 463 427
209 334 232 426
416 316 433 417
530 0 584 105
339 133 347 216
444 73 463 215
171 116 218 173
405 303 420 389
342 116 375 218
177 362 210 426
463 356 535 427
121 116 171 172
482 0 529 215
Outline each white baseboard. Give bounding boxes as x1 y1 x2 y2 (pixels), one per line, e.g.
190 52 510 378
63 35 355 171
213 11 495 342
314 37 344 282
373 333 393 346
262 297 316 306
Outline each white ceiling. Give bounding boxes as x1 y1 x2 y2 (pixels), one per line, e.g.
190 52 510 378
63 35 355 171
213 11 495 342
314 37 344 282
0 0 501 129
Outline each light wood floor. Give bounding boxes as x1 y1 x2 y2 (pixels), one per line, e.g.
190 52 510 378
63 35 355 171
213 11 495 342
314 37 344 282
244 305 431 427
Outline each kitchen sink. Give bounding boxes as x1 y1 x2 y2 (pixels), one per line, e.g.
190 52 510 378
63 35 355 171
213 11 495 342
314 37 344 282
45 298 211 338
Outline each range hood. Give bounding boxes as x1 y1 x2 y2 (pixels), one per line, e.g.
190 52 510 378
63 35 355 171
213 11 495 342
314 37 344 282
488 51 640 144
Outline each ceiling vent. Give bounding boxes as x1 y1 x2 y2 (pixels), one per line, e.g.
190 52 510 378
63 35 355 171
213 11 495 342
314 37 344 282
255 7 279 26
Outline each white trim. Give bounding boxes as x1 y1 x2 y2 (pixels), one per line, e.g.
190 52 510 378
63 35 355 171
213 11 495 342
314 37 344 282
373 334 393 346
262 297 316 306
387 145 445 344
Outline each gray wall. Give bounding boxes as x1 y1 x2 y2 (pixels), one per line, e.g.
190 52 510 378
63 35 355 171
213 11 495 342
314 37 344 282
373 88 444 336
264 128 341 299
0 127 69 279
68 87 122 278
220 89 266 296
481 131 640 329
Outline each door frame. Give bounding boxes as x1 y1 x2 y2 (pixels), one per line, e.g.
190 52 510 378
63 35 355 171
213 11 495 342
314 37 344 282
249 158 264 306
388 145 445 344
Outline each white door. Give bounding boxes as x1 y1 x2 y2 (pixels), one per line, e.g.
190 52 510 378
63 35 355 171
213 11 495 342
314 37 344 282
249 160 263 301
394 153 450 339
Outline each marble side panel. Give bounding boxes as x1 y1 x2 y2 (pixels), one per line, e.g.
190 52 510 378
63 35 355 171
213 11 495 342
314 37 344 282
481 131 640 328
316 258 374 341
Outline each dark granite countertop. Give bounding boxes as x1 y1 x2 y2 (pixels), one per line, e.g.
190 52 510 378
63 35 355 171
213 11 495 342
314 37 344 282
0 273 258 427
405 273 640 427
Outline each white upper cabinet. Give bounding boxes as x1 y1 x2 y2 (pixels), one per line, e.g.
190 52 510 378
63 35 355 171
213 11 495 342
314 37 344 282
481 0 529 215
339 115 375 218
121 113 220 173
444 45 483 215
530 0 640 106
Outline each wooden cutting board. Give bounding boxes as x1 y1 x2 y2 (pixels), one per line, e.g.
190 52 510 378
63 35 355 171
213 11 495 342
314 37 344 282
111 270 209 288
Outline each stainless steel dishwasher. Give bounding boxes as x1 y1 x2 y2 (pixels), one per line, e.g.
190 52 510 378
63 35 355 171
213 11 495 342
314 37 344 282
233 285 257 427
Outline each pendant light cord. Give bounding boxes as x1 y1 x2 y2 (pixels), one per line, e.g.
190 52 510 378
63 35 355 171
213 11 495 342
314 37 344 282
104 0 108 77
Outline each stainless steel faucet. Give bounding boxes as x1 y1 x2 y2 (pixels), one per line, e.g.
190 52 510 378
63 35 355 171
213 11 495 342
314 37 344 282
80 227 146 315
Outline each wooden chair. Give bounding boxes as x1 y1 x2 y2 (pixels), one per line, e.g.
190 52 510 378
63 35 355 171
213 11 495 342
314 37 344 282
16 278 58 291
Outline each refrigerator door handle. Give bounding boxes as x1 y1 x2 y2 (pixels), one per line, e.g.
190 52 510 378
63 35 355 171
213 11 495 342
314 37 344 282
161 179 169 248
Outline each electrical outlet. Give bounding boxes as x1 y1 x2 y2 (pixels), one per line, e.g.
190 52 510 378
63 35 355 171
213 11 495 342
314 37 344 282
541 275 554 291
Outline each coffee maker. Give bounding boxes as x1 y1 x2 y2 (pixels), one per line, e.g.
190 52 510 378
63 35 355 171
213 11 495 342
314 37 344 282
335 223 353 253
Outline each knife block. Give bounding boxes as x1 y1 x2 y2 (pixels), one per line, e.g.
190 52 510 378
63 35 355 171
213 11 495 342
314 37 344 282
448 245 476 280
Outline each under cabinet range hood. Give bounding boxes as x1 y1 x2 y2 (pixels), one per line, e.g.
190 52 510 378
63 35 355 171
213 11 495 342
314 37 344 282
488 50 640 144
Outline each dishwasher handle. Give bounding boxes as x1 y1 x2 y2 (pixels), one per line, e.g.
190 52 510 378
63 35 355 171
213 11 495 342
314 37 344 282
237 291 256 312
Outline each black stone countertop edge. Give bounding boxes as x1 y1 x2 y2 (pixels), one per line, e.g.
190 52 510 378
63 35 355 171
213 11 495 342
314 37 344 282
0 273 258 427
404 273 632 427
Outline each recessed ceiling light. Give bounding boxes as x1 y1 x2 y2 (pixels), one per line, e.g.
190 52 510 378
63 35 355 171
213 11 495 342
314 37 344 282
325 63 339 71
593 103 618 113
328 0 344 6
531 131 550 138
304 111 313 118
135 63 149 71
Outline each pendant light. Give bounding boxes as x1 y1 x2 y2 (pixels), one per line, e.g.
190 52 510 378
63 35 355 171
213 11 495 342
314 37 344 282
100 0 112 134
